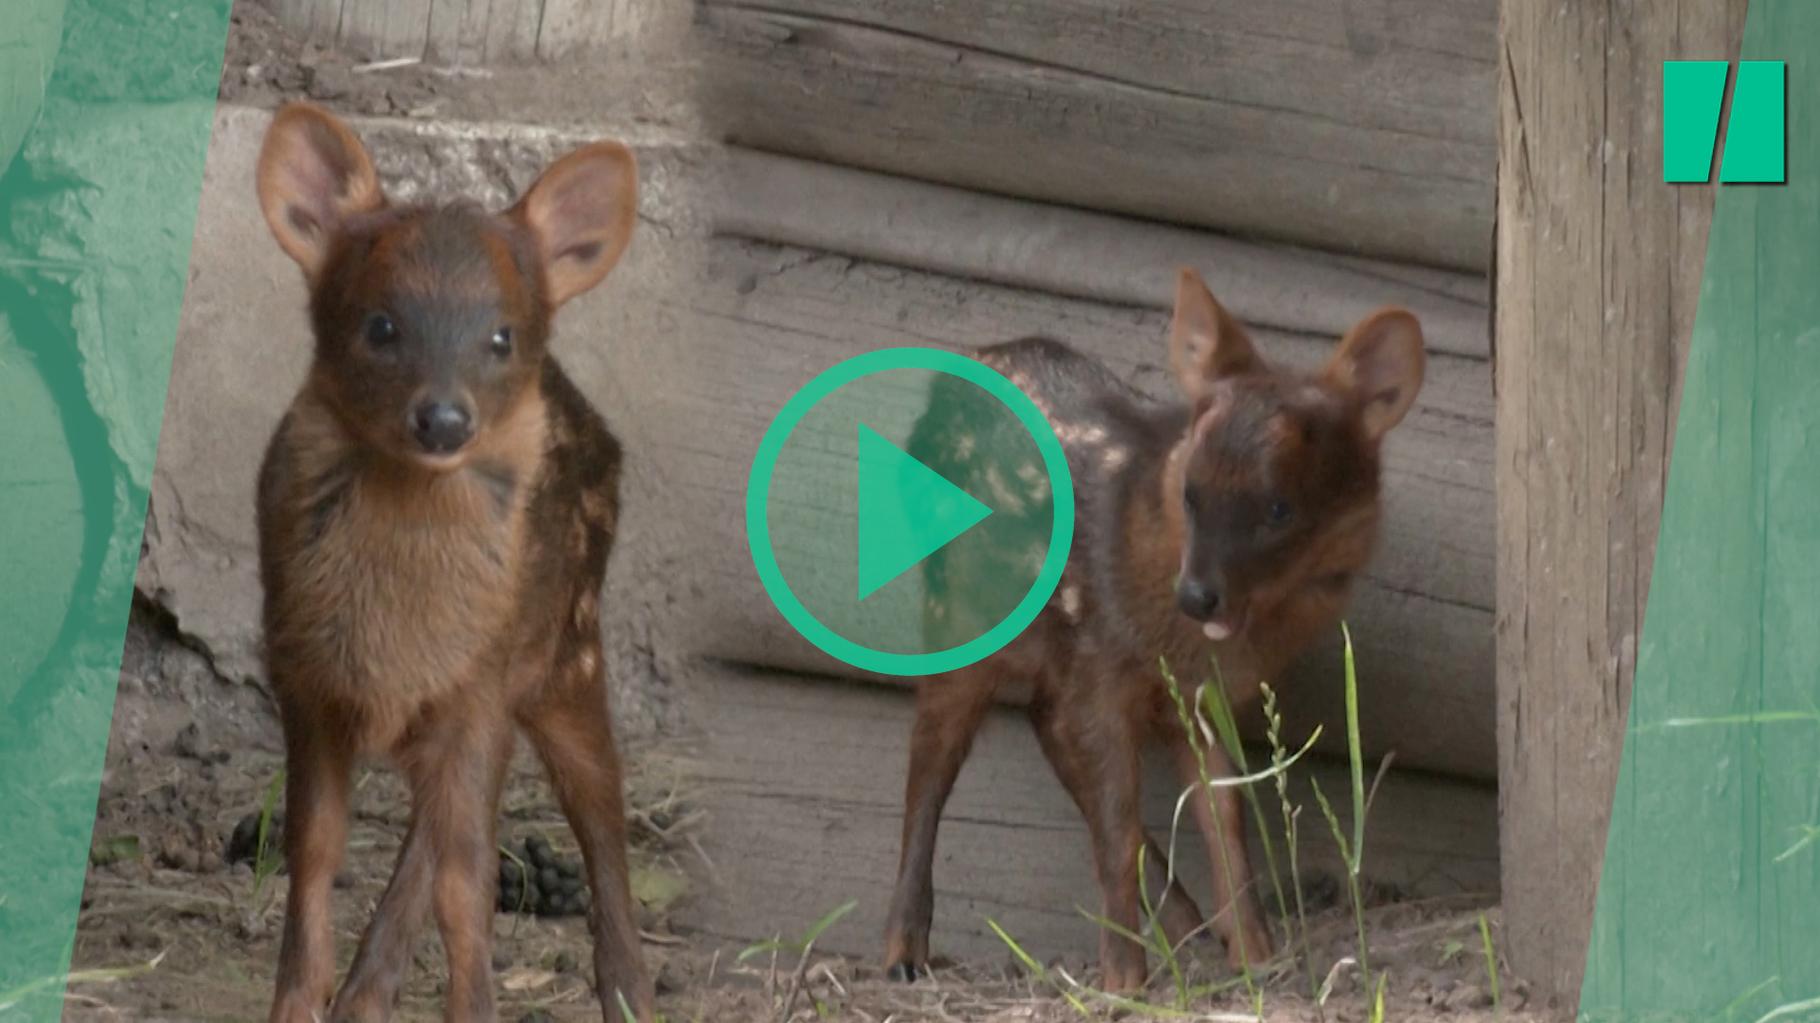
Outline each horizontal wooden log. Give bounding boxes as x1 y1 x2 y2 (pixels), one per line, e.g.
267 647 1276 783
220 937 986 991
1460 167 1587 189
657 235 1495 780
675 662 1499 962
272 0 656 63
711 149 1491 360
695 0 1497 271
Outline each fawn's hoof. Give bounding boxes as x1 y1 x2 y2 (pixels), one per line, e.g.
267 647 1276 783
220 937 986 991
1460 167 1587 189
885 961 925 983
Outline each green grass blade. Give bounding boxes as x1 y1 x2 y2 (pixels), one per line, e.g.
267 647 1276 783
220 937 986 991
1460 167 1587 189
1339 622 1366 866
799 899 858 946
986 917 1089 1016
1478 911 1501 1011
251 768 286 906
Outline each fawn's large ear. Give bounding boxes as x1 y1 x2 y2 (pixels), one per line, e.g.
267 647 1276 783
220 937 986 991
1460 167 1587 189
509 141 638 308
1169 267 1262 406
1323 307 1426 442
256 103 383 278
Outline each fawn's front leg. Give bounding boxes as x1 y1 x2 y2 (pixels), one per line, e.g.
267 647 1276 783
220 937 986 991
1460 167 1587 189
1031 691 1150 993
269 706 354 1023
1168 733 1273 971
882 667 997 981
331 707 516 1023
520 652 654 1022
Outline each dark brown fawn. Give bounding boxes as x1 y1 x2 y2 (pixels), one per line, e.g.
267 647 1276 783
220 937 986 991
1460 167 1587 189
882 268 1425 990
252 103 653 1022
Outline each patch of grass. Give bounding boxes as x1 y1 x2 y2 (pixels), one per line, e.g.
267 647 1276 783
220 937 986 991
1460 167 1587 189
1194 662 1291 935
986 917 1089 1017
1477 911 1501 1013
1262 682 1323 1019
1309 623 1386 990
0 952 167 1013
1368 971 1388 1023
249 768 285 909
988 621 1435 1022
89 832 141 868
738 899 857 1021
736 899 857 964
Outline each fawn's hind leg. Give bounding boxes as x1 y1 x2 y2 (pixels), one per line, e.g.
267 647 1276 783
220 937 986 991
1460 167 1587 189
331 708 515 1023
519 638 653 1022
882 666 997 981
269 706 354 1023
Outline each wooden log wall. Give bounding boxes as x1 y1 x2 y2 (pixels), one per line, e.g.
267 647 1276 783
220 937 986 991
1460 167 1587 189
694 0 1499 272
269 0 657 63
679 662 1498 965
1493 0 1743 1005
681 150 1497 783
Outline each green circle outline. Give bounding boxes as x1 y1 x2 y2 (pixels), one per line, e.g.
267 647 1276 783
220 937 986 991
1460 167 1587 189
745 347 1075 677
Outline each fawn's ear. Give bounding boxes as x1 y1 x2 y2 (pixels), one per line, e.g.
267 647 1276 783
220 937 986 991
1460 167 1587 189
509 141 638 308
1169 267 1262 406
256 103 383 278
1324 307 1426 442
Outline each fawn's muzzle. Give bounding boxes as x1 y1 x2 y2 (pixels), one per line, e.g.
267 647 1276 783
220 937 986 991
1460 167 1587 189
1175 577 1223 621
410 399 474 455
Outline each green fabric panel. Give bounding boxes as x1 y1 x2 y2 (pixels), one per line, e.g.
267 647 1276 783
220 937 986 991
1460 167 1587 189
1581 2 1820 1020
0 2 231 1016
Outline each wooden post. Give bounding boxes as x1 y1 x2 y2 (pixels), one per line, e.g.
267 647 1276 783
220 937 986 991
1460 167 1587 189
1494 0 1743 1006
268 0 661 63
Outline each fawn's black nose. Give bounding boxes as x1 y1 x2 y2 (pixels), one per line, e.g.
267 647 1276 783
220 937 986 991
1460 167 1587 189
1175 577 1222 621
410 400 474 455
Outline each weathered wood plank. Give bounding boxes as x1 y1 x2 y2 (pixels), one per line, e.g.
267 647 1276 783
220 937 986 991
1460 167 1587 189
658 236 1495 780
336 0 433 60
424 0 492 66
1493 0 1743 1004
536 0 610 60
712 149 1492 361
481 0 541 64
273 0 347 40
694 0 1497 271
278 0 665 63
675 662 1499 963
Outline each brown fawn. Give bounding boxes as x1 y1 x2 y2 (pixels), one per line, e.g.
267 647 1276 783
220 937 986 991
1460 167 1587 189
882 268 1425 990
253 103 653 1022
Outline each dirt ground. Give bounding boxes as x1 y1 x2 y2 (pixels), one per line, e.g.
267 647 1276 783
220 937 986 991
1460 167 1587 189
214 1 701 134
70 607 1540 1021
69 610 1540 1021
64 5 1543 1021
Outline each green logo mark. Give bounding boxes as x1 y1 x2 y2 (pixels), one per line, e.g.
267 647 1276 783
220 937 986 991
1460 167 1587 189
855 423 994 601
1664 60 1786 184
745 347 1075 677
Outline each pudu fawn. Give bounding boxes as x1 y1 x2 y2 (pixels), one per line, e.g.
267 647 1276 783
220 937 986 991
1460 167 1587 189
883 268 1425 990
253 103 653 1022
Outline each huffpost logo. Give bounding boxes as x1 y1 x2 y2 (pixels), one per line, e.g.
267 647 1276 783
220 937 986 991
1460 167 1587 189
1664 60 1786 184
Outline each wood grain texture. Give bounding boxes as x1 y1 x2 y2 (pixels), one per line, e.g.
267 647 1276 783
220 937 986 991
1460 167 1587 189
694 0 1498 271
661 228 1495 780
336 0 433 60
273 0 345 39
276 0 657 62
713 149 1492 360
675 662 1499 963
1493 0 1743 1004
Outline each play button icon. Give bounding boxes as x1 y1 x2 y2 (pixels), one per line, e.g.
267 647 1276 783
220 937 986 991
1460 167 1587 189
855 424 993 600
746 347 1075 677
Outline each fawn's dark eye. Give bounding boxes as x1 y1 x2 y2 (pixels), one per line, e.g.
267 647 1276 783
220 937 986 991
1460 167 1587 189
364 313 399 349
490 326 512 357
1267 499 1293 526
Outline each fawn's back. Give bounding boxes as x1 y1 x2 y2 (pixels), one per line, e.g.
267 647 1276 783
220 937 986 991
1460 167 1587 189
912 273 1423 710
